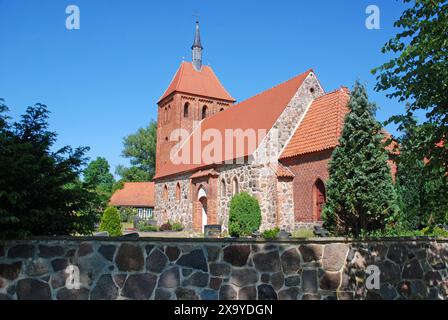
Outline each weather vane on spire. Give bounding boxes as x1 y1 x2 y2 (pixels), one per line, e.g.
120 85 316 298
192 13 200 23
191 17 203 71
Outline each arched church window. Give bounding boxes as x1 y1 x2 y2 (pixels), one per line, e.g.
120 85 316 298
163 185 168 201
221 179 226 197
176 183 181 201
184 102 189 118
313 179 326 221
202 105 208 119
232 177 239 195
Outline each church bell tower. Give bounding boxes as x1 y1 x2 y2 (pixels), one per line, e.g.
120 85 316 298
154 22 236 177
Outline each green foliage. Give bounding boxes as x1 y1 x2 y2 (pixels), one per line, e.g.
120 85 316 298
360 225 448 238
430 226 448 238
83 157 115 216
160 221 172 231
291 229 315 238
393 110 448 230
261 227 280 239
99 207 122 237
83 157 114 191
172 222 184 232
0 100 97 238
322 82 399 237
228 192 262 237
138 222 158 232
119 207 137 223
116 121 157 182
372 0 448 175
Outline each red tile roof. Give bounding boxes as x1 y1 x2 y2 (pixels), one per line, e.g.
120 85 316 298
280 87 350 159
154 69 313 179
271 163 295 178
382 130 399 155
190 169 219 179
109 182 154 208
158 62 235 103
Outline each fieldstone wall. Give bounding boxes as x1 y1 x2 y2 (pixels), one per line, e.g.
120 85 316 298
155 162 281 233
154 173 193 229
277 178 295 231
217 163 279 232
0 238 447 300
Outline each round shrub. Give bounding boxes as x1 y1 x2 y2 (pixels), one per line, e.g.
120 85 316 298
99 207 122 237
228 192 261 237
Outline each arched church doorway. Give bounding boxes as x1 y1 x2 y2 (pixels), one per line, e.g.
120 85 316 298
313 179 326 221
198 187 207 232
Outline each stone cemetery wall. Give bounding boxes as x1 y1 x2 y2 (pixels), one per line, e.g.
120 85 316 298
0 238 447 300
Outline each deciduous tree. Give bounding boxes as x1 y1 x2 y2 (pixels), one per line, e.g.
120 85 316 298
372 0 448 174
116 121 157 181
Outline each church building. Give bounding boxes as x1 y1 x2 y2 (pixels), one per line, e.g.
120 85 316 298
152 22 393 233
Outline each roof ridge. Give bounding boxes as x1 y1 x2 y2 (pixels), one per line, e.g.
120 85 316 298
245 69 312 103
206 69 312 120
207 66 235 101
158 63 184 103
279 85 351 160
175 62 186 91
314 86 349 100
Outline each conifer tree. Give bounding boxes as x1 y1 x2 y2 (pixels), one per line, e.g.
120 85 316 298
322 82 399 237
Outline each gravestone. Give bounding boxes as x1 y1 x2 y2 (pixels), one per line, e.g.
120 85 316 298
204 225 221 238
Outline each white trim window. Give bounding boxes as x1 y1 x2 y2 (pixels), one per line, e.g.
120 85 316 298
138 208 154 220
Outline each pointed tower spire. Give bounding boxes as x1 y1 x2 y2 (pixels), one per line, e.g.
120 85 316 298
191 21 203 71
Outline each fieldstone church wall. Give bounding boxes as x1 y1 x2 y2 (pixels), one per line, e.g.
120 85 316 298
0 238 447 300
154 173 193 228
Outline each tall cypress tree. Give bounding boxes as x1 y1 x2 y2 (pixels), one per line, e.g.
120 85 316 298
322 81 399 237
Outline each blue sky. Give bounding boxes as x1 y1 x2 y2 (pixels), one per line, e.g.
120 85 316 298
0 0 410 176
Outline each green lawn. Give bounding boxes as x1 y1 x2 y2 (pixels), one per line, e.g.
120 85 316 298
290 229 314 238
122 222 134 231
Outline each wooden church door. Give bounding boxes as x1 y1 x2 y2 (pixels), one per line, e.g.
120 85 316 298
314 179 326 221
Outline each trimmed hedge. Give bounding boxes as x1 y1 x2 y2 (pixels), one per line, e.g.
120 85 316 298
99 207 122 237
138 223 159 232
261 227 280 239
228 192 261 237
